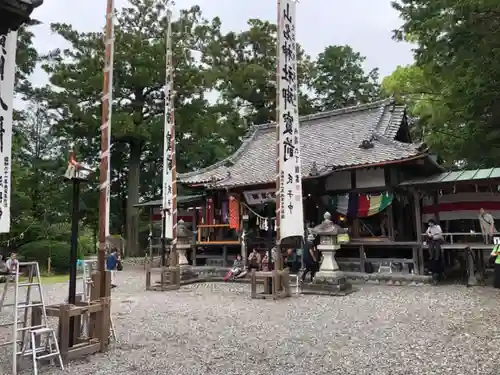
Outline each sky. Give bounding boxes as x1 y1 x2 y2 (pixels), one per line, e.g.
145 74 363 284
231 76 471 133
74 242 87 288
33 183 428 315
29 0 415 85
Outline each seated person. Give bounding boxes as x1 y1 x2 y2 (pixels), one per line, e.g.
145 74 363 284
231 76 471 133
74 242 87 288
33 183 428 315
262 253 270 271
261 248 277 271
224 254 245 281
247 249 261 271
5 253 18 280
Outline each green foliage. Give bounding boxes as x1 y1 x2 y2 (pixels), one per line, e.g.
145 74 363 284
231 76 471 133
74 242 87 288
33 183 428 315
381 65 461 166
311 45 380 111
18 240 77 273
6 0 384 256
391 0 500 167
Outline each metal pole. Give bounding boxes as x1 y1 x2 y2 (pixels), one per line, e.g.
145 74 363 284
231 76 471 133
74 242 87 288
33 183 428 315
68 178 80 346
99 0 115 297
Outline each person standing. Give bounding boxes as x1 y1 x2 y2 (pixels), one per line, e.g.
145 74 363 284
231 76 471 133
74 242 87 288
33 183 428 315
106 248 118 288
301 235 318 283
426 219 443 284
479 208 496 244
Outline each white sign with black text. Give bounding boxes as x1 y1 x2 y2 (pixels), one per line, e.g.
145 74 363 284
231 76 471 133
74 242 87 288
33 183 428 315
276 0 304 240
162 74 174 239
0 31 16 233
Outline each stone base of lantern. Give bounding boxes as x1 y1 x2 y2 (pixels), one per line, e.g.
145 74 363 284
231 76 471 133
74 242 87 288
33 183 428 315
301 247 354 296
301 271 354 296
177 248 189 266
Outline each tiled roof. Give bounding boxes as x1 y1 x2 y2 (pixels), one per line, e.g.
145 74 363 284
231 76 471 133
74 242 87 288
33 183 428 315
178 99 426 188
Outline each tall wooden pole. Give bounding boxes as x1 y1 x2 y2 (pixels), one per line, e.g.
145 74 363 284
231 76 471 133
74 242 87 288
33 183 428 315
99 0 115 297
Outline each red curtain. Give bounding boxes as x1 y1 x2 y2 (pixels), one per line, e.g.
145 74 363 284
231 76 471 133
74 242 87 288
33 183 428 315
229 196 240 230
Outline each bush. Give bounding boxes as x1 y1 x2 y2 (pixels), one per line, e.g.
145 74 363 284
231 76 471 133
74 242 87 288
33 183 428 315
78 235 95 256
18 240 83 274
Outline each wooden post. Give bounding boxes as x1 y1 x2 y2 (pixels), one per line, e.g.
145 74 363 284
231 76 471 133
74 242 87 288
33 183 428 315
99 297 111 351
58 304 71 363
72 295 82 344
412 246 419 274
387 204 395 240
413 190 424 274
359 245 366 272
250 270 257 298
89 271 100 339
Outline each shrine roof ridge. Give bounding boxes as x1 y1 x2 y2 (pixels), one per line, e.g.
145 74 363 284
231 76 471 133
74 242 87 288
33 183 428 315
179 99 425 188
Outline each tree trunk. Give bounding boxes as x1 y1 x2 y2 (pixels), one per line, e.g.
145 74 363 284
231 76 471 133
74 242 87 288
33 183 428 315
126 140 142 256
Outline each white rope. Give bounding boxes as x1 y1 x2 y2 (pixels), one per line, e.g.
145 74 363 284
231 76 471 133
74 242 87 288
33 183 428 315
242 203 276 220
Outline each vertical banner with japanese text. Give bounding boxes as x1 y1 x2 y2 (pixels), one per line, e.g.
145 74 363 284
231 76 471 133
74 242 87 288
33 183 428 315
276 0 304 240
162 76 174 239
162 9 174 240
0 31 16 233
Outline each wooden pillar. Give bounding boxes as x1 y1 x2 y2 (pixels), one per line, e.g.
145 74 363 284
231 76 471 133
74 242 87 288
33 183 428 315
350 170 360 238
432 191 445 265
432 191 440 223
191 209 197 266
384 167 395 240
352 219 360 238
386 204 395 240
412 190 424 274
58 304 71 363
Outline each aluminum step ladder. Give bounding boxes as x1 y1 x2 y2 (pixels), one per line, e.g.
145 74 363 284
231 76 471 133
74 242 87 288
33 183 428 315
78 259 116 342
378 260 393 274
0 261 64 375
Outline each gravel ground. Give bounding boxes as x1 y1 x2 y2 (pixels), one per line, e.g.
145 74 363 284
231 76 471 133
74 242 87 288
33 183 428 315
1 269 500 375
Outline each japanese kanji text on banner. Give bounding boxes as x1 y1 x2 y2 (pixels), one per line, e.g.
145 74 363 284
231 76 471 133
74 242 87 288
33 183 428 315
0 31 16 233
162 77 174 240
277 0 304 240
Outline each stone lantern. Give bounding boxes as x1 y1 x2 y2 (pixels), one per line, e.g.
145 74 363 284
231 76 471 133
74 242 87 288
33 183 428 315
311 212 347 278
176 220 192 266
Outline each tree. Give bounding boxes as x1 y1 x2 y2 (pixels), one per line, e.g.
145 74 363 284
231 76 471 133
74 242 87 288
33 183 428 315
311 45 380 111
381 65 463 166
392 0 500 167
39 0 236 255
201 18 316 129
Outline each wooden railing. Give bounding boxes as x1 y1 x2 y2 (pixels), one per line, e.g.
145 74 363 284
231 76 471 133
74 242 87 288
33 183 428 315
196 224 239 245
421 232 500 247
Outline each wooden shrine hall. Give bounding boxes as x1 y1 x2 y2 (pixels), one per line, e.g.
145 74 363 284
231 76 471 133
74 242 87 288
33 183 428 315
136 99 500 280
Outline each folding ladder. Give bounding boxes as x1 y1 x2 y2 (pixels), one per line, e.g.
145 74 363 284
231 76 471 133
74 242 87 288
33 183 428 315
378 261 393 274
0 261 64 375
78 259 116 341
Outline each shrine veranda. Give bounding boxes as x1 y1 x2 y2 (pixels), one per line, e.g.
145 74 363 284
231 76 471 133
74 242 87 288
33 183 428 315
1 268 499 375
